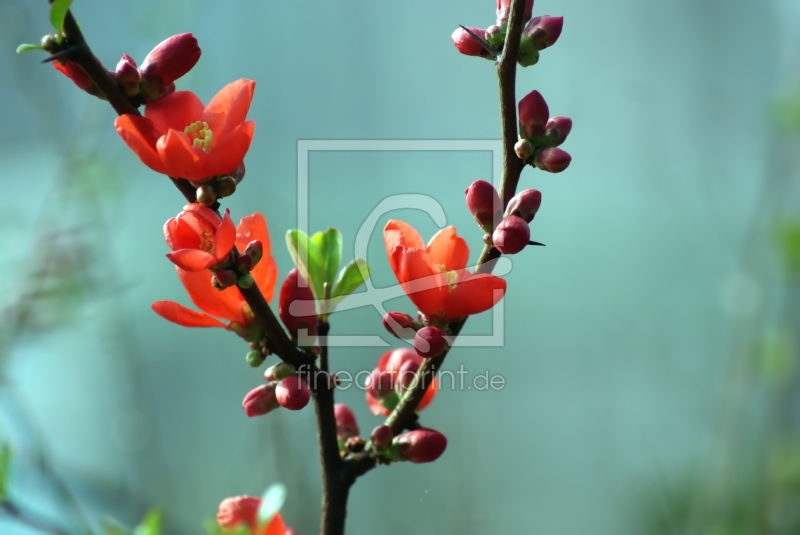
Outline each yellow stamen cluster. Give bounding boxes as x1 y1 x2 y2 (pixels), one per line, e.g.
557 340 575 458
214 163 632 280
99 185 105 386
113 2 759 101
184 121 213 152
443 270 459 291
198 230 215 253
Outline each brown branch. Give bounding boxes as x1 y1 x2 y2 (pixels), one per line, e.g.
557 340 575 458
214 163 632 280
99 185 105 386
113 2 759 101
344 0 530 480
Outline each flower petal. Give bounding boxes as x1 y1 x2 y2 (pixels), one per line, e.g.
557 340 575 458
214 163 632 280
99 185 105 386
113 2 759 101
164 216 201 251
156 129 206 180
114 115 168 175
144 90 204 136
261 513 286 535
419 376 438 411
166 249 218 271
426 226 469 272
235 212 272 261
442 273 506 321
214 209 236 260
203 120 254 177
177 268 247 324
151 300 226 328
365 391 389 416
399 249 448 317
256 256 279 303
384 220 425 258
202 79 255 141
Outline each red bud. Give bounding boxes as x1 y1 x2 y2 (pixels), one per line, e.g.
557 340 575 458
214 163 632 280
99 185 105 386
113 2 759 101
465 179 502 233
371 424 393 452
414 326 449 358
533 147 571 173
114 54 140 96
496 0 534 24
382 311 417 338
242 384 280 417
505 189 542 222
396 359 421 393
139 33 201 88
394 428 447 463
242 239 263 266
451 27 492 58
492 216 531 254
334 403 359 440
545 116 572 146
518 90 549 139
276 376 311 410
365 370 396 399
217 496 260 531
524 15 564 50
279 268 318 341
264 362 296 382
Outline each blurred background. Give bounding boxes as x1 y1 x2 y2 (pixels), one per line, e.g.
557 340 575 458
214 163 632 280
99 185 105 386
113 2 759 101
1 0 800 533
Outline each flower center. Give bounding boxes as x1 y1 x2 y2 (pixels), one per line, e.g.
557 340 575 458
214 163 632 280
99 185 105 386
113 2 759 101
198 230 215 253
183 121 213 152
442 268 459 291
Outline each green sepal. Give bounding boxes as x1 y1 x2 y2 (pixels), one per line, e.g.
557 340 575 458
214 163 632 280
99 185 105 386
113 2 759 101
379 391 400 413
49 0 73 31
285 229 325 301
330 259 370 309
16 44 44 54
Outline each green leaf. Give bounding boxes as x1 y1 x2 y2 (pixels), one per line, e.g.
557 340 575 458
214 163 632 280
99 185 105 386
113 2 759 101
779 220 800 275
134 509 162 535
16 44 44 54
0 443 11 501
100 518 134 535
331 259 370 307
285 230 325 300
257 483 286 528
311 228 343 293
49 0 73 31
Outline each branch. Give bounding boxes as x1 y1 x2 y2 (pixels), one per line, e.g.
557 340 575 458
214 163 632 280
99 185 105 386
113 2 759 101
345 0 530 479
48 4 308 369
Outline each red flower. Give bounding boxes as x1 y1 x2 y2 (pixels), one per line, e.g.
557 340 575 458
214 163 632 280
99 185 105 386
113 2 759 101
163 204 236 271
383 220 506 323
114 79 255 182
152 212 277 330
366 348 438 416
217 496 286 535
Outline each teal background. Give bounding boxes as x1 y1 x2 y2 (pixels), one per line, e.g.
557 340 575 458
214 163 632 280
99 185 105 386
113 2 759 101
1 0 800 534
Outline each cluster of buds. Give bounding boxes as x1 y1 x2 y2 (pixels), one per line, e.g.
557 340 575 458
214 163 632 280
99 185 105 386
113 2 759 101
372 427 448 464
48 33 200 105
515 89 572 173
465 180 543 255
243 362 311 417
451 0 563 67
194 161 247 206
382 314 450 358
382 311 422 339
278 268 318 344
245 336 271 368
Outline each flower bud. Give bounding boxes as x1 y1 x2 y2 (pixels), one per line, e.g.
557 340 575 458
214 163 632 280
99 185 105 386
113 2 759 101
232 161 246 184
40 34 60 54
451 27 492 58
465 180 502 233
382 311 417 339
114 54 140 97
396 359 421 394
279 268 318 341
334 403 359 440
545 116 572 147
371 424 393 453
139 33 201 90
485 24 504 47
211 269 237 290
344 436 366 453
217 496 260 531
215 176 237 198
236 273 255 289
242 384 280 417
492 215 531 254
236 253 254 271
505 189 542 222
196 184 216 206
518 90 549 139
514 139 534 161
365 370 395 399
276 376 311 410
414 326 449 358
496 0 534 25
394 428 448 463
264 362 296 382
525 15 564 50
532 147 571 173
242 239 263 267
246 348 265 368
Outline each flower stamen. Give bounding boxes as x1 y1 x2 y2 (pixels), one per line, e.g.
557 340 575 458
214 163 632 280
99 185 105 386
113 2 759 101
183 120 214 152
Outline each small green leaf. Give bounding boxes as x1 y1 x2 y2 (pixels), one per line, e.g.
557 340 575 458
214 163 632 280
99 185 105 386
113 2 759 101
0 443 11 501
100 518 134 535
311 228 343 292
331 259 370 307
134 510 162 535
49 0 73 31
285 230 325 300
257 483 286 527
16 44 44 54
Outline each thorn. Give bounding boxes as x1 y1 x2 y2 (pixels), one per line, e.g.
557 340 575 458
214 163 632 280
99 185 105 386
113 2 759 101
459 25 500 58
528 241 546 246
41 46 81 63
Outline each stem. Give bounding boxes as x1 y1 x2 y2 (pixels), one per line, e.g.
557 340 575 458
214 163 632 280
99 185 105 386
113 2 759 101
313 322 350 535
0 501 71 535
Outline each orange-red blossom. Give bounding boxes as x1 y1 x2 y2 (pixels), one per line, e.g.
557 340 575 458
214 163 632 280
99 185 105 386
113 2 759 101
115 79 255 182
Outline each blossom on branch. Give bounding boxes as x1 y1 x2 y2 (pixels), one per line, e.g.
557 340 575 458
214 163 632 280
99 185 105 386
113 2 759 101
163 204 236 271
115 79 256 181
